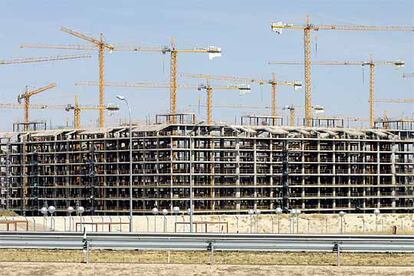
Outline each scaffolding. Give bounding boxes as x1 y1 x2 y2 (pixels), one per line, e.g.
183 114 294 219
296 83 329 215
0 118 413 215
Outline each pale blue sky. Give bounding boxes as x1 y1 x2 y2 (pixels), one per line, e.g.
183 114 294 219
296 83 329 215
0 0 413 130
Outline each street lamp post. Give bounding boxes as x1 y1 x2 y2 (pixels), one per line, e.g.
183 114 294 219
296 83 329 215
289 209 296 233
187 208 193 232
173 206 180 232
48 205 56 231
117 95 133 233
296 209 301 233
255 209 261 233
374 208 380 232
339 211 346 234
76 206 84 231
40 206 48 230
152 207 159 232
248 209 254 233
162 209 168 232
275 207 283 234
67 206 75 231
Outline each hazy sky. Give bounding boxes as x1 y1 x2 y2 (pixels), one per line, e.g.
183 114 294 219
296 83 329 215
0 0 413 130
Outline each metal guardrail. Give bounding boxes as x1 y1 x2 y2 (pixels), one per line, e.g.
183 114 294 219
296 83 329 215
1 232 414 253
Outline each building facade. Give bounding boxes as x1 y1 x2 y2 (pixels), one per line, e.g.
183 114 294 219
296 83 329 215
0 120 413 215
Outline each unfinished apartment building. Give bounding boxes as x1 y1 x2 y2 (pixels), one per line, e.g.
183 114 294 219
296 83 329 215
0 114 413 215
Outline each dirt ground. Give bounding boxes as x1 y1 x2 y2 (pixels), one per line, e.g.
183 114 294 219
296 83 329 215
1 250 414 275
1 262 413 276
1 249 414 266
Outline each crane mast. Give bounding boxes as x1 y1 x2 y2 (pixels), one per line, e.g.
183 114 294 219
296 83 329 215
160 38 222 121
169 37 178 116
1 96 118 129
21 27 153 128
283 105 296 126
17 83 57 130
75 80 248 124
23 31 221 125
271 16 414 127
269 59 404 127
304 16 312 127
197 82 250 124
0 54 89 130
64 95 119 129
271 73 277 117
181 73 301 117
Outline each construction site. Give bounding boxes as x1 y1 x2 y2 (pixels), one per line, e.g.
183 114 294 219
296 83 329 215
0 15 413 217
0 113 412 215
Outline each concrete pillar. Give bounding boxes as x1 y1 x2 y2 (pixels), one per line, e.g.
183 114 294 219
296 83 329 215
391 143 397 209
317 140 321 210
253 142 257 210
169 137 174 212
377 141 381 209
269 140 274 210
236 140 241 211
210 138 216 211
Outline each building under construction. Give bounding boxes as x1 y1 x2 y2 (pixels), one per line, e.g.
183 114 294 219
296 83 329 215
0 114 413 215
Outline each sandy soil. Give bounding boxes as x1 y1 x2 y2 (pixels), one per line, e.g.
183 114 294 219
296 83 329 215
1 262 413 276
1 249 414 267
1 250 414 275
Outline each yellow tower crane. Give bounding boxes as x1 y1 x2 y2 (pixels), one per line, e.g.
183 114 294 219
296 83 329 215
17 83 57 130
64 95 119 129
282 105 296 126
23 32 220 125
21 27 162 128
281 104 326 126
271 16 414 127
0 54 90 129
75 81 249 125
374 98 414 123
1 97 118 129
0 54 89 129
180 73 301 117
161 37 222 117
269 59 405 127
187 103 364 127
197 81 250 124
111 37 222 118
